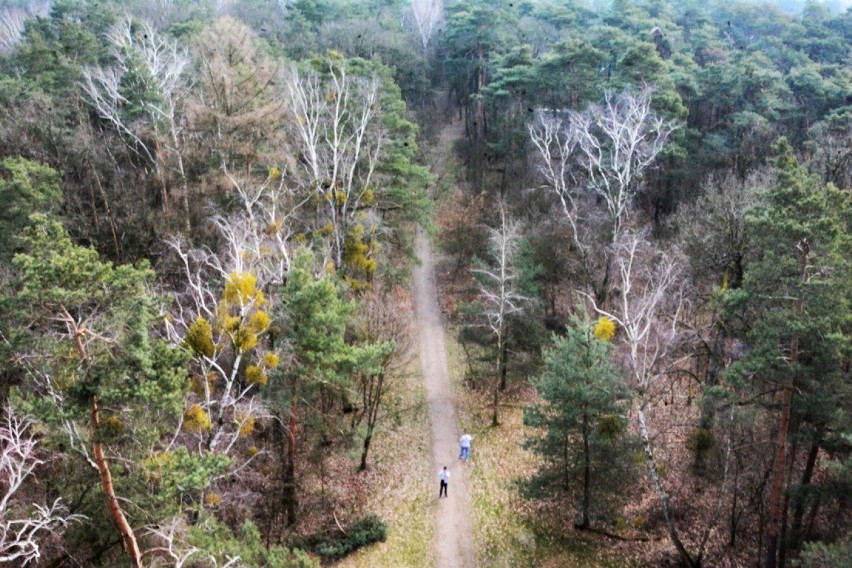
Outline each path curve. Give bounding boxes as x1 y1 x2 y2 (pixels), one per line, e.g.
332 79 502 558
413 118 475 568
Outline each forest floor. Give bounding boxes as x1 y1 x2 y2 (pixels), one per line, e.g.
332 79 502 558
413 117 476 568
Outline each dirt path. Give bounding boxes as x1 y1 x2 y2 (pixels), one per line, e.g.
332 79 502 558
413 119 475 568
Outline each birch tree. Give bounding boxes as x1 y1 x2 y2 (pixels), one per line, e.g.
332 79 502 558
472 205 526 426
530 89 678 245
529 110 582 249
0 2 49 55
589 232 708 567
573 89 679 244
406 0 443 50
285 57 383 271
80 17 191 227
165 174 301 460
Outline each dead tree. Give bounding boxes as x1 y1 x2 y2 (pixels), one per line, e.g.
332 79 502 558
285 60 383 269
589 232 724 568
81 17 191 228
472 204 527 426
406 0 443 50
164 173 302 465
0 2 49 55
529 90 677 305
573 89 679 244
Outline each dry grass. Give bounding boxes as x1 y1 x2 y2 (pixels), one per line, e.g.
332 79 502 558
332 357 433 567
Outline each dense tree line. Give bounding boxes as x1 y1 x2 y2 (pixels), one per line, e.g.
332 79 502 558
0 0 427 565
436 1 850 567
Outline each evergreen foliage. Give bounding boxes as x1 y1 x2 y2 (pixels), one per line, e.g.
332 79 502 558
293 514 388 560
0 0 850 564
524 314 634 528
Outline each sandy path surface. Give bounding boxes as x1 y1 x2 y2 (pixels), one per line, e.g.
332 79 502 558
413 228 476 568
413 115 475 568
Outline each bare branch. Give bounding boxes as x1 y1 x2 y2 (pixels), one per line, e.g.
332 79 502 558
0 408 83 565
0 2 49 55
574 89 680 242
284 61 384 268
404 0 444 49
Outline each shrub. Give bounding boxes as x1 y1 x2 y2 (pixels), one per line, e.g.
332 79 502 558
294 514 387 560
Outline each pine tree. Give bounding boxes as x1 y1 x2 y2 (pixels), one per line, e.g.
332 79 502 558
6 214 216 566
725 139 851 568
523 313 633 529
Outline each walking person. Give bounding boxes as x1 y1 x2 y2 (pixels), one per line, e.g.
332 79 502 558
439 466 450 498
459 433 472 461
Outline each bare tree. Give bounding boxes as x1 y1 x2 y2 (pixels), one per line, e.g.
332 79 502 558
588 232 730 567
0 407 81 565
528 110 602 295
472 204 527 426
592 234 689 563
143 518 200 568
529 110 582 250
285 59 384 269
143 515 248 568
808 111 852 190
529 90 677 305
405 0 443 50
351 291 414 471
0 2 49 55
673 170 769 293
213 167 309 289
81 17 192 227
165 173 301 463
573 89 679 244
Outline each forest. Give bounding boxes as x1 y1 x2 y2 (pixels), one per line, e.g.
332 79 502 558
0 0 849 566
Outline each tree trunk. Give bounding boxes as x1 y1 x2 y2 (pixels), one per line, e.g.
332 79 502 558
499 334 508 391
580 416 591 530
778 438 798 568
67 311 141 566
729 456 740 547
154 135 169 215
595 255 612 309
638 407 698 568
766 240 807 568
91 397 142 568
765 377 794 568
491 381 500 427
474 47 485 142
359 433 372 472
284 391 299 526
169 124 191 232
790 440 820 553
493 331 503 426
359 372 384 471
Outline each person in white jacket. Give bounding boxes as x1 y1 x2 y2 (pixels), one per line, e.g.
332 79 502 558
439 466 450 497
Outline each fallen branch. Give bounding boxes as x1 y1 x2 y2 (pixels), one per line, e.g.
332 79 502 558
573 524 655 542
333 511 347 537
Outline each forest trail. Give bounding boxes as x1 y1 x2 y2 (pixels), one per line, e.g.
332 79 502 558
413 118 475 568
